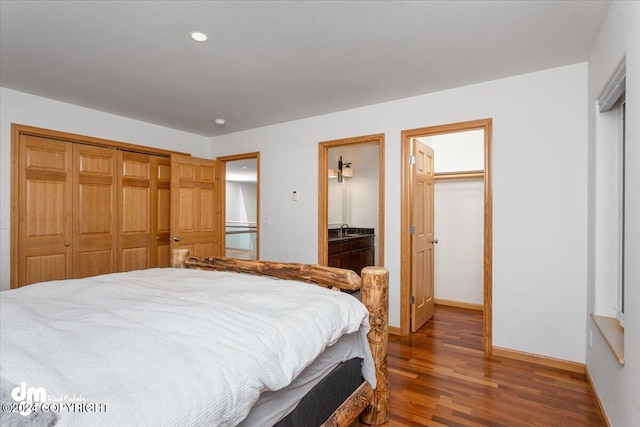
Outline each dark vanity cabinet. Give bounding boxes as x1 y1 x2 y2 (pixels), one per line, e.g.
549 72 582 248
328 235 375 276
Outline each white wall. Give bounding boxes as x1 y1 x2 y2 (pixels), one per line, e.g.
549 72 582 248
422 129 485 172
425 130 485 306
586 2 640 426
433 180 484 305
226 181 258 224
0 88 211 290
210 62 589 363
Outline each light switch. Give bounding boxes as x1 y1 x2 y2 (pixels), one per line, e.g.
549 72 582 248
262 216 271 226
292 189 299 201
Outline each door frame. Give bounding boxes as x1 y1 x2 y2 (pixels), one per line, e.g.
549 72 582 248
318 134 385 267
216 152 261 260
400 119 493 353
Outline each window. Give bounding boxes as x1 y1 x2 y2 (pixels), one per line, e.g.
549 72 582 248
597 58 626 326
592 58 626 364
619 99 626 324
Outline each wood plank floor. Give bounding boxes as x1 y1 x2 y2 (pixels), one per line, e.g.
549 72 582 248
361 305 606 427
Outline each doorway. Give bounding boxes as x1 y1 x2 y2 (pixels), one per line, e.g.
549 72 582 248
400 119 493 353
318 134 385 268
217 152 260 261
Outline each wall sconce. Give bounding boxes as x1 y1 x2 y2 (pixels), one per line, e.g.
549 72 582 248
328 156 353 183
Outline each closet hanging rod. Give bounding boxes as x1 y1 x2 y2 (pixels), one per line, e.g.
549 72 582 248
434 170 484 181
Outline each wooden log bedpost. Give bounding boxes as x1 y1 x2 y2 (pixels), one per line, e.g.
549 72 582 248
170 249 389 426
171 248 190 269
359 266 389 425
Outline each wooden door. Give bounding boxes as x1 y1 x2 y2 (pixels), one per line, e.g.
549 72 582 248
72 144 117 278
118 152 171 270
117 151 152 271
16 135 73 287
153 156 172 267
170 155 224 257
411 139 435 332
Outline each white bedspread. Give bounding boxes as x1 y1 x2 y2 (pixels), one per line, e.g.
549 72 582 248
0 268 375 426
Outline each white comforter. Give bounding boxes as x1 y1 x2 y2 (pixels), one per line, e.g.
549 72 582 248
0 268 375 426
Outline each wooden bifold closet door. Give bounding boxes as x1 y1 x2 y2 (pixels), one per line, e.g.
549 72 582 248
73 144 118 278
13 133 178 288
117 152 172 271
17 135 74 285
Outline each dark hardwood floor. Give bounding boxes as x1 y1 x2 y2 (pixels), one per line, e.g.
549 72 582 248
362 305 606 427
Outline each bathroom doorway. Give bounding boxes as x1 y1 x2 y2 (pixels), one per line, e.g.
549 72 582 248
318 134 385 269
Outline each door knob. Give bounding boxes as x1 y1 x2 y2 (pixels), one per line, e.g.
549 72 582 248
431 238 439 244
173 236 181 242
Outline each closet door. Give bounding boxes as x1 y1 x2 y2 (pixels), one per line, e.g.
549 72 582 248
16 135 73 287
73 144 117 278
170 155 224 258
117 153 171 270
118 151 153 271
153 156 171 267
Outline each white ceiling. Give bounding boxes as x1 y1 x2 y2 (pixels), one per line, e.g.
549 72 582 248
225 158 257 182
0 1 611 137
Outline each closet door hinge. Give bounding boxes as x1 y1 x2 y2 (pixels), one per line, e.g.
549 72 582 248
410 224 416 235
410 295 415 305
409 155 416 165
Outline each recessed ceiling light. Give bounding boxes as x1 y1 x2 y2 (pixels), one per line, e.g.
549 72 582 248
214 118 226 126
190 32 208 42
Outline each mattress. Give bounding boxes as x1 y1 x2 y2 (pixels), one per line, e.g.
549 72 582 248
0 268 375 426
240 332 366 426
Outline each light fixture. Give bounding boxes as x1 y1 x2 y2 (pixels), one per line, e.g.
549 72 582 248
190 32 208 42
214 118 226 126
342 163 353 178
328 156 353 183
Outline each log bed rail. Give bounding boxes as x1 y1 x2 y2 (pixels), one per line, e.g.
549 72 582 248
171 249 389 426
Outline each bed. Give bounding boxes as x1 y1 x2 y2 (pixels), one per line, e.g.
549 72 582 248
0 249 389 426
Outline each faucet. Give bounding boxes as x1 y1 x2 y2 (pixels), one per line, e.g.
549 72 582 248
340 223 349 238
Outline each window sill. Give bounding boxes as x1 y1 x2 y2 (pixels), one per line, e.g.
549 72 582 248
591 314 625 365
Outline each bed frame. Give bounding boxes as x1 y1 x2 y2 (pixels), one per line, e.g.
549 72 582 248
171 249 389 426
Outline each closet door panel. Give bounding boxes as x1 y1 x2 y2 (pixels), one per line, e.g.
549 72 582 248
118 152 152 272
18 135 72 287
153 157 171 267
77 250 114 278
73 144 117 279
171 155 224 258
122 187 150 233
26 180 66 237
25 253 67 285
122 247 149 271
